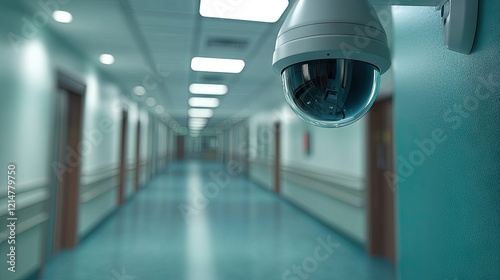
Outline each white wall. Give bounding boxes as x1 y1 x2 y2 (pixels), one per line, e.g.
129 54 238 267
281 110 367 178
247 105 368 244
0 3 156 279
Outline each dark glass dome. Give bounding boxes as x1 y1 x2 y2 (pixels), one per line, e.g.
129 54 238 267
281 59 380 127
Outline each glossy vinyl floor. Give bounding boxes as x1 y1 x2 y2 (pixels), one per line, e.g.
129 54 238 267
43 162 395 280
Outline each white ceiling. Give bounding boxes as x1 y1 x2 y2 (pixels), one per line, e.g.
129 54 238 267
17 0 441 128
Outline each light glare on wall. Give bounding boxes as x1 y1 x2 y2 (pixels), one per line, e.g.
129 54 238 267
189 97 220 108
189 83 228 95
191 57 245 73
188 108 214 118
199 0 289 23
53 10 73 23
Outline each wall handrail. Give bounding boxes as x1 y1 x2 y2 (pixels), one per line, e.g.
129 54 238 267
0 213 48 244
0 177 48 198
281 165 365 208
80 165 119 186
80 184 116 203
0 188 50 217
281 164 365 191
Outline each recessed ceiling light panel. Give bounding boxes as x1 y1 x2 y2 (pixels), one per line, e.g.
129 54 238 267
146 97 156 107
189 83 228 95
188 108 214 118
199 0 289 23
133 86 146 96
191 57 245 73
189 124 207 128
53 10 73 23
189 97 220 108
189 118 208 126
99 54 115 65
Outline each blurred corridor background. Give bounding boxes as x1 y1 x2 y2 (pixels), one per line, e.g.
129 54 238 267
0 0 499 279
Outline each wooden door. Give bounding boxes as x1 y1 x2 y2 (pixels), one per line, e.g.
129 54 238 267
368 98 396 262
52 77 85 252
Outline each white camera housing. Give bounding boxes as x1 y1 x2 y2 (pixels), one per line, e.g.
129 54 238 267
272 0 391 128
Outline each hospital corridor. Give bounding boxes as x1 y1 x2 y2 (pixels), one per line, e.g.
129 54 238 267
0 0 499 279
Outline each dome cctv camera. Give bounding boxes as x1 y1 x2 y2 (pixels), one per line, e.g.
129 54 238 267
272 0 391 128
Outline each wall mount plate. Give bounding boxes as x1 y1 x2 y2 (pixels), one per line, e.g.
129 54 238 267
438 0 479 54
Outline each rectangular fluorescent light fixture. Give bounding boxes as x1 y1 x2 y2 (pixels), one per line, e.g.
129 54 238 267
190 124 206 129
189 97 220 108
189 118 208 126
199 0 289 23
191 57 245 73
189 122 207 131
189 108 214 118
189 83 228 95
189 118 208 124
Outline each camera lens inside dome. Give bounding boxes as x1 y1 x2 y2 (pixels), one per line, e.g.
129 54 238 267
281 59 380 128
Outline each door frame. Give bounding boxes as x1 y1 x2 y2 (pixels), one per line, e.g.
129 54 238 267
135 120 141 192
367 97 396 262
273 122 281 194
117 110 128 205
45 71 86 260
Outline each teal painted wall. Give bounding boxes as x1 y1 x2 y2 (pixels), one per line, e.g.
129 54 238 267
392 2 500 279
